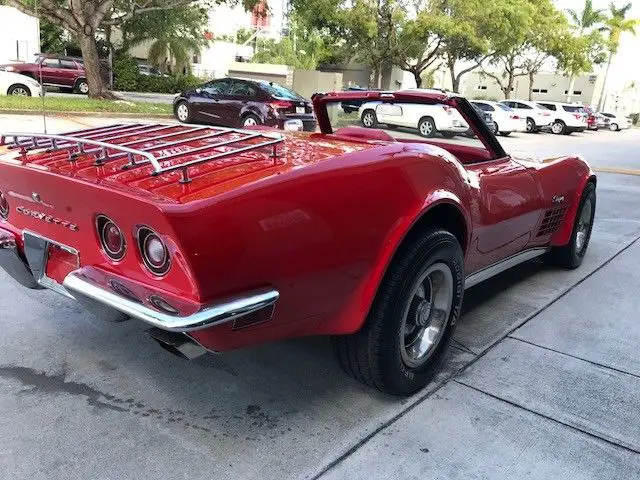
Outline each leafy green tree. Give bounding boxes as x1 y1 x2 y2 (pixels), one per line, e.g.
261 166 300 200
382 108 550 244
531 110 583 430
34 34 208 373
481 0 571 99
253 15 330 69
120 7 209 74
564 0 606 101
597 2 638 110
6 0 260 98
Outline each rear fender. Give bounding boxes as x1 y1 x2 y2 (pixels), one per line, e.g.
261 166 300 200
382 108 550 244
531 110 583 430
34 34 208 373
335 193 470 334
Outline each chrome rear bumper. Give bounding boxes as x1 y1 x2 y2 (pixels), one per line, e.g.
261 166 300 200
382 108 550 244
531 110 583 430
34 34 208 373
0 228 279 332
63 271 279 332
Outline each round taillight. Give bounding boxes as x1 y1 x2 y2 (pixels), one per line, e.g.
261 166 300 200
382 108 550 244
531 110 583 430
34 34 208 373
0 191 9 220
138 227 170 276
96 215 126 261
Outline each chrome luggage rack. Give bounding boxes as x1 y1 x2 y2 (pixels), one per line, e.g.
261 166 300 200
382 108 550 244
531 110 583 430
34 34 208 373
0 123 285 184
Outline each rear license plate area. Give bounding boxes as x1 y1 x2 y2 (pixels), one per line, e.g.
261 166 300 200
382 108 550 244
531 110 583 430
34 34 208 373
296 107 306 114
45 243 79 284
23 231 79 286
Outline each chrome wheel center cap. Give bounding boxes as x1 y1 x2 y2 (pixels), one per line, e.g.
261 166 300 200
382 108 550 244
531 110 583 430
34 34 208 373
416 300 432 327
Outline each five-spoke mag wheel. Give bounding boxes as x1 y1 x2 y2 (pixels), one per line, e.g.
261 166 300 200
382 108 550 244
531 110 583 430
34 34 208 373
333 228 464 395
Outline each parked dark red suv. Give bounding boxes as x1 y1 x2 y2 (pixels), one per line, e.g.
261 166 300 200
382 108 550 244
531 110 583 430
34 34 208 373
174 77 316 131
0 54 88 94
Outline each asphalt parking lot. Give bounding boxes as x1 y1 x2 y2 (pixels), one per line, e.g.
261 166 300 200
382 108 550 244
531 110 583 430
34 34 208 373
1 114 640 479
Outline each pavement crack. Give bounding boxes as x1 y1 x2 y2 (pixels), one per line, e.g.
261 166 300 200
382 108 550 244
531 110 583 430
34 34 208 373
312 234 640 479
0 365 128 413
507 336 640 380
452 380 640 455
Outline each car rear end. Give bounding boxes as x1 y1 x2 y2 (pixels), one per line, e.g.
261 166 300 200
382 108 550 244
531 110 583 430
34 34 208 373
434 105 469 134
0 124 286 356
259 81 317 131
533 104 553 129
493 103 526 132
561 105 588 132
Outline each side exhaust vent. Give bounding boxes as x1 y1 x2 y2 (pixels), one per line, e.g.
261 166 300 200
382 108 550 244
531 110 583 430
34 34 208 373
537 206 568 237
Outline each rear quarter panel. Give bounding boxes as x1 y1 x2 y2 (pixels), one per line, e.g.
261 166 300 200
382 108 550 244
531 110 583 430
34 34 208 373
181 142 472 350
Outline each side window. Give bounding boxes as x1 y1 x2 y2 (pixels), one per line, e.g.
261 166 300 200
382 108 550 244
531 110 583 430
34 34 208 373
41 58 60 68
203 80 232 95
517 102 532 109
502 101 514 108
475 103 492 112
229 82 258 97
539 103 555 111
60 60 78 70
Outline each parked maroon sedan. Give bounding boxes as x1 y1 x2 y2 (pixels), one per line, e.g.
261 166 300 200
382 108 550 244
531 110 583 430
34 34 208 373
174 77 316 131
0 54 88 94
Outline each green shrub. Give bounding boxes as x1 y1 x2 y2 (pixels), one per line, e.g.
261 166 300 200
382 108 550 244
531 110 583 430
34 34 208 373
113 55 140 92
113 53 202 93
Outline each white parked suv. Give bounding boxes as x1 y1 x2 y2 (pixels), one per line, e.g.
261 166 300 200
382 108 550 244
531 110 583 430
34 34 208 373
0 69 42 97
498 100 552 133
358 100 469 137
536 101 588 135
471 100 527 136
601 112 630 131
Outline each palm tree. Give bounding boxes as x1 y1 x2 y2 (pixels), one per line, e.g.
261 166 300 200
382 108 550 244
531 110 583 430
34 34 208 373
597 2 638 110
565 0 606 101
147 36 202 75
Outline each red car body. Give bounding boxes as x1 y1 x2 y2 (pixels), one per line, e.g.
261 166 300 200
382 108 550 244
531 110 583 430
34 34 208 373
0 55 88 93
0 89 595 391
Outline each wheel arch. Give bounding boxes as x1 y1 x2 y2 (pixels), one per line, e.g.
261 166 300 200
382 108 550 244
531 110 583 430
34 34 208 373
551 171 597 246
337 196 470 335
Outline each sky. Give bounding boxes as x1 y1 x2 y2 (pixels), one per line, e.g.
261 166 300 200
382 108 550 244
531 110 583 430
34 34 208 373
556 0 640 92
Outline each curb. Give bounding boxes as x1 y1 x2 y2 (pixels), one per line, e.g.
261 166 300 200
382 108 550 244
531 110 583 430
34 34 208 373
0 109 173 119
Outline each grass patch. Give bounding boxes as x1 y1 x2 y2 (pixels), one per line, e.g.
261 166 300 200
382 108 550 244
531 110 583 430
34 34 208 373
0 95 172 115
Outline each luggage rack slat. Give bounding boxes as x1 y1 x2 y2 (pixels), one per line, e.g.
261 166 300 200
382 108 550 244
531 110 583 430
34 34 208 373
1 124 285 183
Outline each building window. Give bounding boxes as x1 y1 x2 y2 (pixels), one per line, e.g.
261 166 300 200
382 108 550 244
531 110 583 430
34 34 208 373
573 90 582 95
476 85 487 90
533 88 548 94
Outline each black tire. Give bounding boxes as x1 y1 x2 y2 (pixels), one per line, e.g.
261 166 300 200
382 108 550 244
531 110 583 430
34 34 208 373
610 123 619 131
333 228 464 395
7 84 31 96
546 182 596 269
500 131 511 137
418 117 437 137
174 101 192 123
525 117 536 133
74 78 89 94
361 109 378 128
551 120 567 135
241 113 261 128
492 122 499 135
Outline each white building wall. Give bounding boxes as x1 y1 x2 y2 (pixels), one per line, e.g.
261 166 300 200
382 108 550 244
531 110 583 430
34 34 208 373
0 6 40 64
461 71 604 107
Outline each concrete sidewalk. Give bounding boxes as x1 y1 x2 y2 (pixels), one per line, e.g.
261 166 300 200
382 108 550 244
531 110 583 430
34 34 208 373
319 239 640 479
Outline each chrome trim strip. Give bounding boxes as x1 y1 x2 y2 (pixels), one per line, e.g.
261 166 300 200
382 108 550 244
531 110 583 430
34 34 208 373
62 271 280 332
464 247 549 289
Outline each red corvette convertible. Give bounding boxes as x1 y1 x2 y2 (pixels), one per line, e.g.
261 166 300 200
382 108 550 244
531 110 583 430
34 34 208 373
0 90 596 395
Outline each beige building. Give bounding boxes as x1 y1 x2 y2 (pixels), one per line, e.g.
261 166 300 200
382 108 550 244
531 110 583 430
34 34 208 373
461 71 604 107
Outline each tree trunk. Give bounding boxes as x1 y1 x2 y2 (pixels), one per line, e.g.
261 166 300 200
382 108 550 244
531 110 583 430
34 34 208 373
78 32 114 99
528 71 535 101
597 55 613 111
451 74 460 94
413 69 422 88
